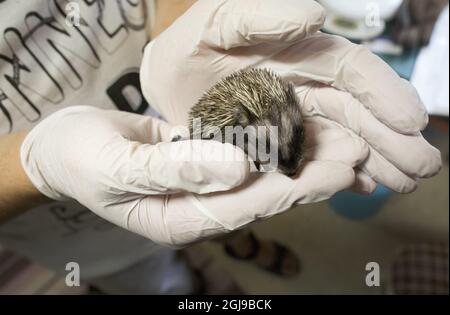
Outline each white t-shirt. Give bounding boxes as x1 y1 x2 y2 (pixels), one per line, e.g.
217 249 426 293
0 0 165 279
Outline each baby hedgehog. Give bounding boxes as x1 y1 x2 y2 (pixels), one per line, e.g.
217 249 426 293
188 68 305 178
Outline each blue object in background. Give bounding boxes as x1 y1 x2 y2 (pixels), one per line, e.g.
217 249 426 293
378 48 420 80
329 185 392 220
326 25 420 221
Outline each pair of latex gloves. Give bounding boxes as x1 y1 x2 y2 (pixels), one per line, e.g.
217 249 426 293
21 0 441 247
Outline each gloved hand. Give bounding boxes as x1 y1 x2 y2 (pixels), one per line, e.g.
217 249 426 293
20 106 368 247
20 106 250 221
141 0 442 194
21 0 442 248
136 123 369 246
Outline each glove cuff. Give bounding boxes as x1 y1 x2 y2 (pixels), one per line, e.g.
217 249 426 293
20 106 97 201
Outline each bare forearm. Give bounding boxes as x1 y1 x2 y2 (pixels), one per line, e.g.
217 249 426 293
0 131 50 223
152 0 196 38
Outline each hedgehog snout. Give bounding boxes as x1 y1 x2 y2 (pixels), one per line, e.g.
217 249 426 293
285 169 299 178
278 163 301 178
277 133 304 178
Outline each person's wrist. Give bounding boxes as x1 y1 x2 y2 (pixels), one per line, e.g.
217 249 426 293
15 131 51 200
151 0 196 38
20 106 102 202
19 112 78 201
0 130 50 222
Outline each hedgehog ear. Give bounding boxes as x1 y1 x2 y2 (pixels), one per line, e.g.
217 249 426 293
232 105 250 127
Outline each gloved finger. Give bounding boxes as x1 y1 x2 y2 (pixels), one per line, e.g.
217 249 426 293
100 109 175 144
301 84 442 179
112 159 356 247
124 194 228 248
127 160 355 247
361 148 418 193
302 127 369 167
304 124 418 193
302 109 424 193
102 138 251 195
302 114 357 146
60 108 251 195
261 33 428 133
191 160 355 231
350 170 378 195
193 0 325 50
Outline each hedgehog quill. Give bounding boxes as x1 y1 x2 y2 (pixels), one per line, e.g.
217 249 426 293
188 68 305 178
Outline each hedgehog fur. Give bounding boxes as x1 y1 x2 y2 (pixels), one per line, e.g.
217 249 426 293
188 68 305 177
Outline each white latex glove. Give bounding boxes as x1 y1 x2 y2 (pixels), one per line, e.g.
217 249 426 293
20 0 442 248
20 106 367 247
141 0 442 194
138 124 369 247
20 106 250 208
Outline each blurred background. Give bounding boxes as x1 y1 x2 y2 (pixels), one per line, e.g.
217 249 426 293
0 0 448 295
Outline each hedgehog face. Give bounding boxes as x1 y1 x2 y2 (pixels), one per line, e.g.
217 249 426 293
276 119 305 178
263 87 304 178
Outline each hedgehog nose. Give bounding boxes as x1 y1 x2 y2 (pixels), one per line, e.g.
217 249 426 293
286 171 298 178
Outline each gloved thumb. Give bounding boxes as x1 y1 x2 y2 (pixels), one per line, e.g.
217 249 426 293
105 137 251 195
191 0 325 50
